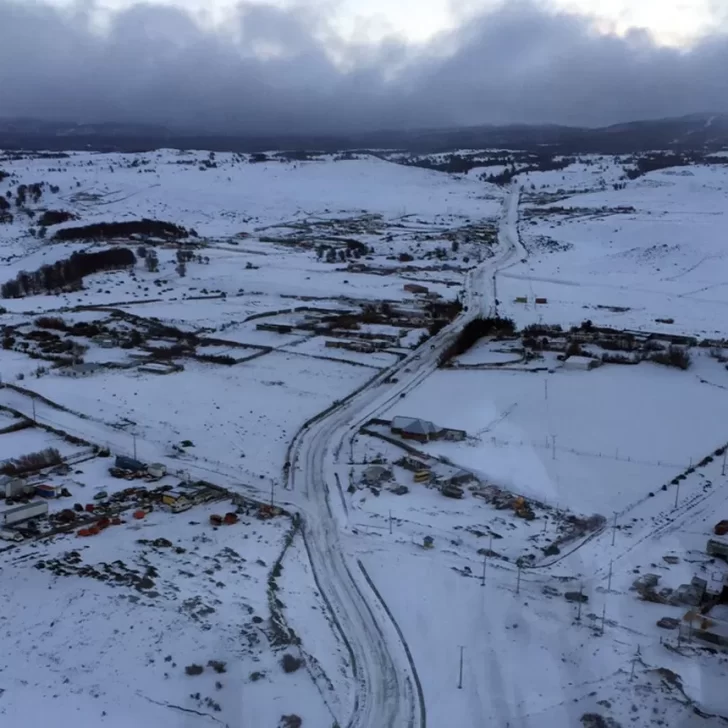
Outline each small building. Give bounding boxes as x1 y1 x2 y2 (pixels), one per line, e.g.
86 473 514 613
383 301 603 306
441 427 467 442
403 283 429 295
93 334 117 349
60 363 104 377
362 465 391 486
391 416 441 443
562 355 602 371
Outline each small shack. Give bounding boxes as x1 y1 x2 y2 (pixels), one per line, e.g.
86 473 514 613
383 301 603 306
362 465 391 486
403 283 429 295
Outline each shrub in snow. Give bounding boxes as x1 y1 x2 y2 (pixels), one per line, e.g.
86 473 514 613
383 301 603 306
185 664 204 676
279 715 302 728
649 345 691 370
280 653 303 673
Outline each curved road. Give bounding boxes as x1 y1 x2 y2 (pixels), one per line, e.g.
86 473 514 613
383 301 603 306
287 185 523 728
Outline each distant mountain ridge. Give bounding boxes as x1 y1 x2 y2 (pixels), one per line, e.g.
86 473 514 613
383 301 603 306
0 113 727 154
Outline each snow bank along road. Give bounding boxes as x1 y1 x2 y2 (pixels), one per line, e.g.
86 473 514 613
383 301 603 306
287 185 523 728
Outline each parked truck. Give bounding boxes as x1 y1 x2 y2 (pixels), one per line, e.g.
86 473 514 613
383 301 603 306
0 500 49 527
1 475 34 500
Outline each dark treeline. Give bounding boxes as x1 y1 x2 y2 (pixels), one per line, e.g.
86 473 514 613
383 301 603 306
1 247 136 298
440 316 516 365
483 155 575 185
623 152 695 180
54 218 193 242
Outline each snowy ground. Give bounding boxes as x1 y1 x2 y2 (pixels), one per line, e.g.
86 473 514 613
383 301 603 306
0 500 340 728
2 150 728 727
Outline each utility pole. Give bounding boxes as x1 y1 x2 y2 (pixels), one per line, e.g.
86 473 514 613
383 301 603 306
607 561 613 592
600 602 607 635
630 646 640 681
270 479 275 508
611 513 618 546
576 583 584 622
551 435 556 460
481 551 487 586
458 646 464 689
516 564 522 595
674 478 681 509
722 448 727 477
389 510 393 535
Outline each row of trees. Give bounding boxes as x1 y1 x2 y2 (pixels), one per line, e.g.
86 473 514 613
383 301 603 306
1 247 136 298
439 316 516 365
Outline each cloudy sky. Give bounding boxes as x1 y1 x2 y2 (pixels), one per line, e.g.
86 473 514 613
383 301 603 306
2 0 727 134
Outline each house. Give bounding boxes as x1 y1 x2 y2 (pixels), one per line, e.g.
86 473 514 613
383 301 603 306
390 416 441 443
403 283 429 295
362 465 391 486
562 355 602 371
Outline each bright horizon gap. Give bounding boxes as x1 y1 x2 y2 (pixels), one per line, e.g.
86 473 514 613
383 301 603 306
44 0 722 47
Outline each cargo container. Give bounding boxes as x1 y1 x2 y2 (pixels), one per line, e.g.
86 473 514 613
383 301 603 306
0 500 49 527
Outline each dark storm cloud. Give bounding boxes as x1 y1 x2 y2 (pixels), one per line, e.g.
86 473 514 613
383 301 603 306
0 0 726 132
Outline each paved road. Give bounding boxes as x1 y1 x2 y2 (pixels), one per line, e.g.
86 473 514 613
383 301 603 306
288 185 523 728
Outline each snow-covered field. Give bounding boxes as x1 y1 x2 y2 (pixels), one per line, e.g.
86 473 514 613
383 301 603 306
2 149 728 728
503 162 728 337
